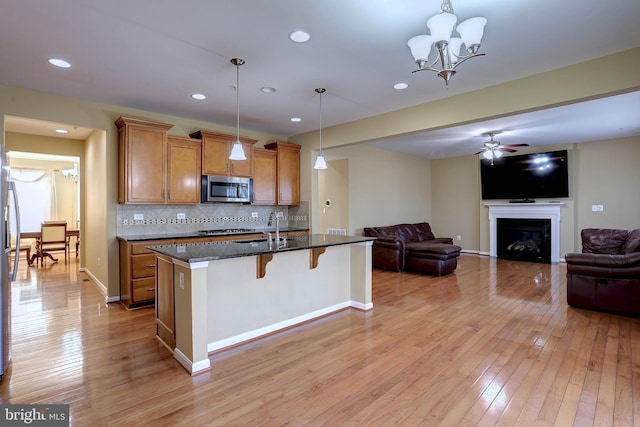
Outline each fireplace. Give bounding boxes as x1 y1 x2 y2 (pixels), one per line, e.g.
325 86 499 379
486 203 563 263
497 218 551 263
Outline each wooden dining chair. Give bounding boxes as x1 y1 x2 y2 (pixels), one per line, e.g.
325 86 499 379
37 221 69 265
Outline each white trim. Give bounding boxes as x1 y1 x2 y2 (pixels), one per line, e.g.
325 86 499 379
207 301 351 353
174 348 211 375
350 300 373 311
486 203 563 263
174 259 209 269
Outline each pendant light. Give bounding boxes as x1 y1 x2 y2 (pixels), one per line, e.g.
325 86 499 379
313 88 328 170
229 58 246 161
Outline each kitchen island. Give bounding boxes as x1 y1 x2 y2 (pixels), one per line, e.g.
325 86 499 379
148 234 374 374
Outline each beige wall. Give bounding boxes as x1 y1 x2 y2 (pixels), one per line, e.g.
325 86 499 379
572 136 640 246
317 145 432 236
318 158 349 234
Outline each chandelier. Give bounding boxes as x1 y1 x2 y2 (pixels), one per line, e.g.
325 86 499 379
407 0 487 85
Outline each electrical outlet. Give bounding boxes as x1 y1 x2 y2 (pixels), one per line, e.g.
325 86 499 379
177 213 186 220
251 212 258 218
133 213 144 220
456 235 461 241
276 211 284 218
179 272 185 289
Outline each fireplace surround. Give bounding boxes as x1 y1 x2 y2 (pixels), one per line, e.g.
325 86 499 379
486 203 563 263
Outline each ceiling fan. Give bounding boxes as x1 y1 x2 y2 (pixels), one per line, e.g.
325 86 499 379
474 131 529 164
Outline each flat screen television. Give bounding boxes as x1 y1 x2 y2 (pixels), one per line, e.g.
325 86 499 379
480 149 569 201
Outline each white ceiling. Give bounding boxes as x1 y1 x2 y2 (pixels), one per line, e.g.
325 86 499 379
2 0 640 158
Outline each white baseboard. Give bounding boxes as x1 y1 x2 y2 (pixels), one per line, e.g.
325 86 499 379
174 348 211 375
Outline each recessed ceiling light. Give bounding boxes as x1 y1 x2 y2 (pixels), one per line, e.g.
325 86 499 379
191 93 206 100
290 117 302 123
261 87 276 93
49 58 71 68
55 129 69 134
289 30 310 43
394 82 409 90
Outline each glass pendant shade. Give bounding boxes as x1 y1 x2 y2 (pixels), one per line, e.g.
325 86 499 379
427 12 457 43
314 155 328 170
456 17 487 47
229 141 246 160
494 150 503 158
448 37 463 64
229 58 246 161
408 35 433 62
482 150 493 160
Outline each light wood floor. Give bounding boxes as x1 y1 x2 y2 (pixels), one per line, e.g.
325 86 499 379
1 254 639 426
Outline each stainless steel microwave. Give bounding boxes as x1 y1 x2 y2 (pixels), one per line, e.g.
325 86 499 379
201 175 252 203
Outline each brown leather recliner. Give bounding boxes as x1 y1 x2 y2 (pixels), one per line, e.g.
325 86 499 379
565 228 640 315
363 222 461 275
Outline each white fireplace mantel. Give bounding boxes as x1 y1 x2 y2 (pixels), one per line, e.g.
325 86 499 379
485 203 564 263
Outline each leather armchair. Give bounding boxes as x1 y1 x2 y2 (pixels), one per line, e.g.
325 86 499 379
566 228 640 314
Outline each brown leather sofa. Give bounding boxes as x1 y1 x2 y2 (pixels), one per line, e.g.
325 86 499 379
566 228 640 315
363 222 461 275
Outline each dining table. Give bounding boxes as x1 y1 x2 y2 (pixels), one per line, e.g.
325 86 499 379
22 228 80 265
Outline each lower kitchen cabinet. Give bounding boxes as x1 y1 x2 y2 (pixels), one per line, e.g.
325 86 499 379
155 254 175 350
119 239 165 309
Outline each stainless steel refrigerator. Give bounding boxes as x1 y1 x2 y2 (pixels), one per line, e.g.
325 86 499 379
1 144 21 380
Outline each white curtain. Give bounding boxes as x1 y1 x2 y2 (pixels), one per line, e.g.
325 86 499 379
9 169 57 232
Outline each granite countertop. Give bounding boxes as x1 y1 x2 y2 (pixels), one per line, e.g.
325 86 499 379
147 234 375 264
116 228 309 242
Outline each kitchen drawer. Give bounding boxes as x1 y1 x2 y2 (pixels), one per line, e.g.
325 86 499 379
132 277 156 303
131 242 158 255
132 254 157 278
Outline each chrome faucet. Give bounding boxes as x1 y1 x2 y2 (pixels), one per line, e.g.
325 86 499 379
268 211 280 243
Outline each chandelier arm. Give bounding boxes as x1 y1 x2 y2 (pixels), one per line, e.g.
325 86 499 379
450 52 486 70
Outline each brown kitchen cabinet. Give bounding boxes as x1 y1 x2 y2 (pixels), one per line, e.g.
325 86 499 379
155 253 175 350
252 148 277 205
265 141 301 205
190 130 257 178
119 239 166 309
116 116 174 204
116 117 201 204
167 136 202 204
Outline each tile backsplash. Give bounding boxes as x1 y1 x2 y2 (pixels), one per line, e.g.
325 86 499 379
117 201 309 236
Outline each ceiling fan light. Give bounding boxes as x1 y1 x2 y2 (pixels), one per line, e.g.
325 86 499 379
408 35 433 62
494 150 503 158
456 17 487 47
314 155 328 170
482 150 493 160
229 141 246 160
427 12 457 43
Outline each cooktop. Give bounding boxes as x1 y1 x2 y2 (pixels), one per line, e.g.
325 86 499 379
197 228 255 236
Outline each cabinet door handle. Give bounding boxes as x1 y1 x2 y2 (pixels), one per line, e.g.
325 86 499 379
146 288 156 292
146 264 156 268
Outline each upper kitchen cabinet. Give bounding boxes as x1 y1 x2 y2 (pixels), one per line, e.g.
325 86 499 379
189 130 257 178
117 116 174 204
264 141 301 205
116 117 201 204
166 136 202 204
252 148 277 205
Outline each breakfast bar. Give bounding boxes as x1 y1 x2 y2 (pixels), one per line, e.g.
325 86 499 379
148 234 374 374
